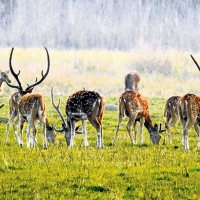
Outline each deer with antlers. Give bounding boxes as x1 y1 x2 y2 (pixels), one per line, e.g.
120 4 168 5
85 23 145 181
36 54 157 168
51 87 105 148
112 90 164 145
178 93 200 150
4 47 56 148
177 55 200 150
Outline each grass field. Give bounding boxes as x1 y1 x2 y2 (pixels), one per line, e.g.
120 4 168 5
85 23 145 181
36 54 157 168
0 94 200 199
0 49 200 199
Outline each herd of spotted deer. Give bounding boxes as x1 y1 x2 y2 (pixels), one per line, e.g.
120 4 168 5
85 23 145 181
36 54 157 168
0 48 200 151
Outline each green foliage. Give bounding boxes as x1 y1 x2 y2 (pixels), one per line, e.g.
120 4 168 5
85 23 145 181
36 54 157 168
0 96 200 199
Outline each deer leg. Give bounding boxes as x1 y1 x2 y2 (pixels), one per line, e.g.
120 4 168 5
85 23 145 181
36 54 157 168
126 115 137 145
183 116 196 150
69 120 76 147
112 113 123 145
133 121 137 144
82 120 89 147
41 121 47 149
194 123 200 147
139 117 145 144
166 117 179 145
4 113 16 144
18 123 23 147
183 129 190 150
88 118 103 148
26 125 31 148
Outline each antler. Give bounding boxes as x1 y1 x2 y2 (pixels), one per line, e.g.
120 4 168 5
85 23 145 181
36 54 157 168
25 47 50 91
191 55 200 71
5 47 23 93
159 123 165 133
51 87 67 131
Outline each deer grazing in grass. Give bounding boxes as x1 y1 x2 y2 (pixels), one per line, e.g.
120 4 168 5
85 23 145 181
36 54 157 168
177 55 200 150
163 95 181 144
4 47 56 148
125 70 141 91
51 87 105 148
112 90 165 145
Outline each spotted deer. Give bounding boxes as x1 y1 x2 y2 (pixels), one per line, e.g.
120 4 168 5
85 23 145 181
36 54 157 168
4 47 56 148
112 90 164 145
125 70 141 91
178 93 200 150
177 55 200 150
163 96 181 144
51 87 105 148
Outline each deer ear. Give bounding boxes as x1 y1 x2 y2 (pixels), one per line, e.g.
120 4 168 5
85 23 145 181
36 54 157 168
154 123 158 131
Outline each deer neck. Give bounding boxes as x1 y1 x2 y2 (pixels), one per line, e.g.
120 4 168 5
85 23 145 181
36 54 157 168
144 115 155 132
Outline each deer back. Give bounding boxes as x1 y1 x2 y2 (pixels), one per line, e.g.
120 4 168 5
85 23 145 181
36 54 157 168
164 96 181 119
66 90 104 120
120 90 149 118
179 94 200 120
19 93 46 120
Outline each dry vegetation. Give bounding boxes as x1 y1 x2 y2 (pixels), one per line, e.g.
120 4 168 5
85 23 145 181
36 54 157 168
1 48 200 100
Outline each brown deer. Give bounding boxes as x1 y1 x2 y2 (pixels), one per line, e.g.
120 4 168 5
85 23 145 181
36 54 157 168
4 47 56 148
178 93 200 150
125 70 141 91
177 55 200 150
112 90 164 145
51 87 105 148
163 96 181 144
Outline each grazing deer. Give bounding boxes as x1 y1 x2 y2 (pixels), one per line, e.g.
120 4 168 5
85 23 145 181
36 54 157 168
125 70 141 91
4 47 56 148
177 55 200 150
178 93 200 150
163 96 181 144
51 87 105 148
0 69 11 92
112 90 164 145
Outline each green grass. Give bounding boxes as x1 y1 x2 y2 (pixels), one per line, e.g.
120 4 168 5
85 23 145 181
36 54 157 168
0 95 200 199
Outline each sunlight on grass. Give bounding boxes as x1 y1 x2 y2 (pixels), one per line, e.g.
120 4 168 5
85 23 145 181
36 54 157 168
1 49 200 199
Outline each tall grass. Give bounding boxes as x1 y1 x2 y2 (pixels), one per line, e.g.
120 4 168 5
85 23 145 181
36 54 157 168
0 95 200 199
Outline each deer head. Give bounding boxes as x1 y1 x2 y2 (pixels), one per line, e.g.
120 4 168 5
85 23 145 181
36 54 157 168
0 69 11 91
